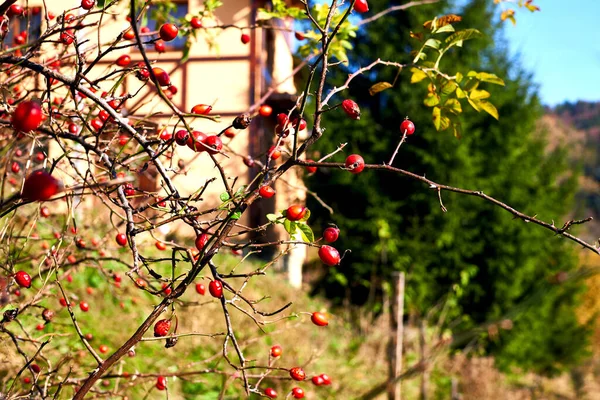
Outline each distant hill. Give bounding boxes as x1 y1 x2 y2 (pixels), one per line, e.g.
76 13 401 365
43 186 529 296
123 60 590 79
545 101 600 240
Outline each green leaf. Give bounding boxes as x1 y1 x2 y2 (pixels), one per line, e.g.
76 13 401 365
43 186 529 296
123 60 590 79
333 271 348 286
463 78 480 92
369 82 393 96
424 38 441 50
444 29 482 49
478 100 499 120
219 192 230 202
231 211 241 220
476 72 505 86
410 68 428 83
266 213 279 222
424 92 440 107
297 223 315 243
435 24 455 34
234 185 247 197
283 219 296 236
440 80 458 96
300 208 311 222
444 98 462 114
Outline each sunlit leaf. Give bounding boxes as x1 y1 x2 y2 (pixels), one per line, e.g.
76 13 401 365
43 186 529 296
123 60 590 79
424 93 440 107
469 89 491 100
369 82 393 96
444 98 462 114
411 68 428 83
432 107 442 130
440 80 458 95
444 29 482 49
476 72 505 86
424 38 441 49
478 100 499 120
297 224 314 243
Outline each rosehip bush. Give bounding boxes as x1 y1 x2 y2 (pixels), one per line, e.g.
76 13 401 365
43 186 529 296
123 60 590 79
0 0 567 399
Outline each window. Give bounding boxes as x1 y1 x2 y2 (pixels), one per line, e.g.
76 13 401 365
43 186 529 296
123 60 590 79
2 11 42 49
144 1 189 51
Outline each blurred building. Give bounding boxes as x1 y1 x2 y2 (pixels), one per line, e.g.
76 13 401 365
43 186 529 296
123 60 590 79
5 0 308 287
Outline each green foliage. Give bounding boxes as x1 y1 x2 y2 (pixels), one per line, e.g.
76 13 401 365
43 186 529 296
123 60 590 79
305 0 588 375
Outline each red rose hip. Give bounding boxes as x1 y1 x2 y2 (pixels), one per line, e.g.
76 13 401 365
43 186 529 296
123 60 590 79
209 280 223 298
345 154 365 174
154 319 171 337
318 245 340 266
311 311 328 326
286 205 307 221
400 118 415 135
15 271 32 288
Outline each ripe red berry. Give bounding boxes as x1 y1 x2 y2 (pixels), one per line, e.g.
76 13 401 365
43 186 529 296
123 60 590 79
99 344 108 353
342 99 361 120
155 241 167 251
31 364 41 374
305 159 317 174
323 227 340 243
265 388 277 398
320 373 332 385
11 161 20 174
159 128 172 141
400 118 415 135
116 54 131 67
191 104 212 115
174 129 189 146
209 280 223 298
344 154 365 174
241 33 250 44
159 23 178 42
154 40 166 53
290 367 306 381
15 271 32 288
270 345 282 358
203 135 223 154
12 100 43 132
40 206 50 217
79 301 89 312
291 387 305 398
152 67 171 87
286 205 307 222
188 130 207 151
318 245 340 266
115 233 127 247
311 375 324 386
259 105 272 117
259 185 276 198
154 319 171 337
268 145 281 160
191 17 203 29
156 375 167 390
292 118 307 131
311 311 329 326
354 0 369 13
196 283 206 295
8 4 23 17
22 170 62 201
90 118 104 131
295 31 305 41
195 233 209 251
81 0 95 10
224 127 237 138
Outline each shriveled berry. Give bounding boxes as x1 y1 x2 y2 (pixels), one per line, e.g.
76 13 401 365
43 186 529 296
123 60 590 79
154 319 171 337
342 99 361 120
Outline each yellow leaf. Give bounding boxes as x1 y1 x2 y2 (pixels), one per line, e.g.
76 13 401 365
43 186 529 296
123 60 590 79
369 82 393 96
410 68 428 83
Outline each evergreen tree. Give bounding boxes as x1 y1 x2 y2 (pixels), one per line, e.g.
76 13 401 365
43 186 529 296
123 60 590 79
305 0 589 374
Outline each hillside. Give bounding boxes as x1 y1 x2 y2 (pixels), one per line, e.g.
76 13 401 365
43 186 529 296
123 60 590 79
546 101 600 240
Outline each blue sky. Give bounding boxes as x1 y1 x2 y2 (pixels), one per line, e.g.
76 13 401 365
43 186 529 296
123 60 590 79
499 0 600 106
